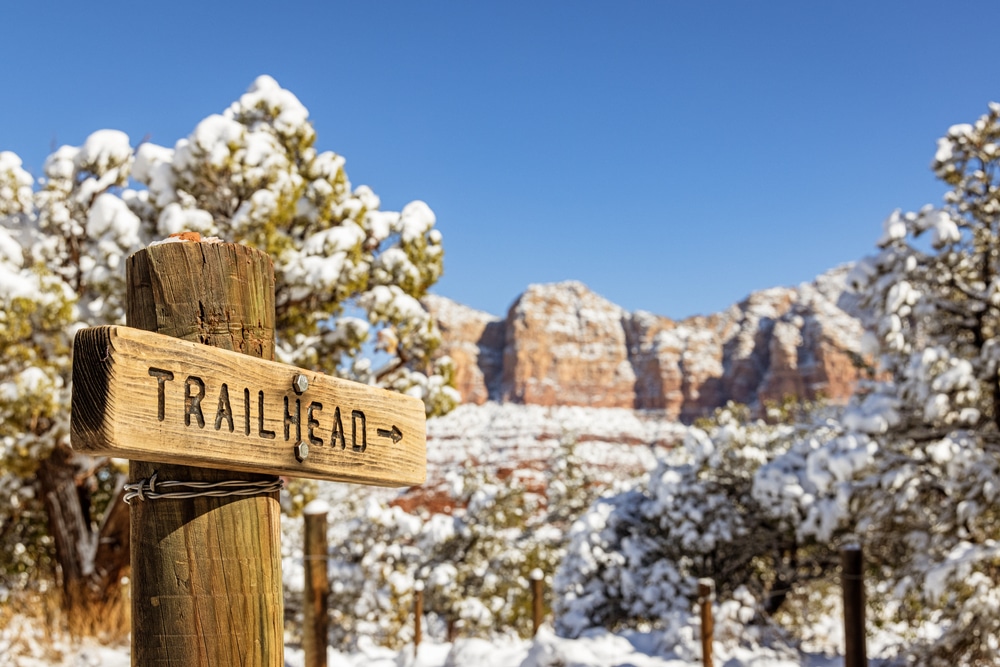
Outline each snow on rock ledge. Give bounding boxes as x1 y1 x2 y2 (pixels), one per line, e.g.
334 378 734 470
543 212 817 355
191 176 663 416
428 402 681 469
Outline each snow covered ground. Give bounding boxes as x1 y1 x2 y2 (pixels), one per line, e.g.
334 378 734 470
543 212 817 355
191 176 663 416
10 627 851 667
3 404 869 667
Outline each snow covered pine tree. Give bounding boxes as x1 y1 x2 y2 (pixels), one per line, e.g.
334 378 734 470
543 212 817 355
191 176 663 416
843 103 1000 665
0 76 457 623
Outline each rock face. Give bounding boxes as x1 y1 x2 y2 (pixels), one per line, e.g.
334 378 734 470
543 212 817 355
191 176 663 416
422 295 504 406
424 266 865 420
501 282 635 407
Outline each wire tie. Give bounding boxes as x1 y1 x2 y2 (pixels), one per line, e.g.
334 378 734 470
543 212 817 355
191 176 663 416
123 470 283 504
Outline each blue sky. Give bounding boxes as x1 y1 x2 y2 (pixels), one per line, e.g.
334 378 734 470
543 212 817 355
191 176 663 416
3 1 999 319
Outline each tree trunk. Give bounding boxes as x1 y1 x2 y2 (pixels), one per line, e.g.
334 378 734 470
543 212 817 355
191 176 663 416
36 443 131 628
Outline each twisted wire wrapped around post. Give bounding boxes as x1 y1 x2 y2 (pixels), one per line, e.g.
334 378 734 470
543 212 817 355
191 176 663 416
124 470 283 504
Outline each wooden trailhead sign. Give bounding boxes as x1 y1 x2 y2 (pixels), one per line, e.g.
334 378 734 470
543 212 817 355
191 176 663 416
72 325 426 487
65 240 430 667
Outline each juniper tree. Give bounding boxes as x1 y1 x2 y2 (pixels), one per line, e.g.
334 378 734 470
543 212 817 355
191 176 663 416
0 76 457 620
842 103 1000 666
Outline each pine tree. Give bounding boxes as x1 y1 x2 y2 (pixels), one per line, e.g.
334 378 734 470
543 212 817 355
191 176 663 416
843 103 1000 666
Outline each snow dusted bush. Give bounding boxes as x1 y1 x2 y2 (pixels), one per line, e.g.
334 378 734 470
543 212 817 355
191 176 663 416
321 440 603 650
421 466 568 640
554 405 836 660
0 76 456 617
324 470 558 648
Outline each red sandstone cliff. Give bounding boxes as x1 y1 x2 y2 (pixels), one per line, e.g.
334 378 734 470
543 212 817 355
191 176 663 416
424 266 864 420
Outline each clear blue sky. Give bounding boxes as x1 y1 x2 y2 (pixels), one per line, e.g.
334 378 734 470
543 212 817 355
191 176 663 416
3 1 998 319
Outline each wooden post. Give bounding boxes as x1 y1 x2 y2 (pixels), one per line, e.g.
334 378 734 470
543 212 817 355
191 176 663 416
126 241 282 666
413 580 424 658
303 500 329 667
841 545 868 667
530 568 544 636
697 578 714 667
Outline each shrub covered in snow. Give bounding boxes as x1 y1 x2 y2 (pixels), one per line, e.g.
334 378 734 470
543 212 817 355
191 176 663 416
316 439 604 650
554 405 841 660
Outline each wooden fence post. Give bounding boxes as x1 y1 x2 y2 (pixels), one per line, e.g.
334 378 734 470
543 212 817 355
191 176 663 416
126 241 282 666
414 580 424 658
841 545 868 667
531 568 544 636
697 578 714 667
303 500 330 667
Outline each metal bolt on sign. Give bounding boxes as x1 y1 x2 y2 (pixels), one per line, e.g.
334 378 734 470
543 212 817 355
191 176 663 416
294 441 310 462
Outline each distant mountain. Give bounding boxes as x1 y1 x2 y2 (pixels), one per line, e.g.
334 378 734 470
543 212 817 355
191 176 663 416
424 265 865 421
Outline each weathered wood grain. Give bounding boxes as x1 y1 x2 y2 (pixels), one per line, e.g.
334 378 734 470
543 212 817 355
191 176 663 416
125 241 283 667
71 324 427 486
303 507 329 667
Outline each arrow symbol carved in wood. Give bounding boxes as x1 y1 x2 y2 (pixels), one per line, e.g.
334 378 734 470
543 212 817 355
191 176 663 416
377 425 403 444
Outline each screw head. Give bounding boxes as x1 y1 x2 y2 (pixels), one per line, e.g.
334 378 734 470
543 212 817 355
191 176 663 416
294 441 309 462
292 374 309 394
